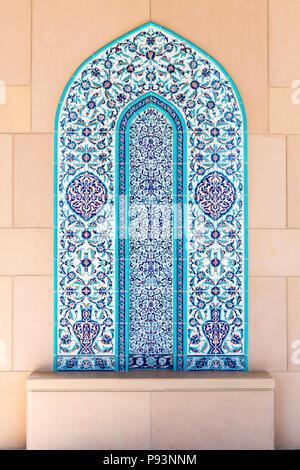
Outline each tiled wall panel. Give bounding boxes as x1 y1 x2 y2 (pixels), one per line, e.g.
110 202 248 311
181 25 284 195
0 0 299 450
55 24 246 372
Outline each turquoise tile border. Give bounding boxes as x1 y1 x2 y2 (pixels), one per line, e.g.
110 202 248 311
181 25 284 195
54 22 247 371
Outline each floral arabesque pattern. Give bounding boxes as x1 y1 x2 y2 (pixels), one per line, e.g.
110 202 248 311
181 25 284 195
128 108 173 366
55 23 247 371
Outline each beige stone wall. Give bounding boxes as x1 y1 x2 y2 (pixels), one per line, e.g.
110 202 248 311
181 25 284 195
0 0 299 449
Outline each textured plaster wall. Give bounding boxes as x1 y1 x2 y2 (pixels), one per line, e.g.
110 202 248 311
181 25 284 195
0 0 299 449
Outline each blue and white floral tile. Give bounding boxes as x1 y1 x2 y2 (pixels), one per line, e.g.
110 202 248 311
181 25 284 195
55 23 247 372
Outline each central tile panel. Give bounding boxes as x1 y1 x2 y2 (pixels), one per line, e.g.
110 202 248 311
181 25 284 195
128 108 173 369
55 23 247 372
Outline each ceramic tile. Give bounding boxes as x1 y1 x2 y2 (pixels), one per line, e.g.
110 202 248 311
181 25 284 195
55 24 247 371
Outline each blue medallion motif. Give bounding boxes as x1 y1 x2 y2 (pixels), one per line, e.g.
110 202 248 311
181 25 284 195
66 171 107 221
195 171 236 221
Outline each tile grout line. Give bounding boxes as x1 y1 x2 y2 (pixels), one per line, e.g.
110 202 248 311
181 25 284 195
0 274 53 278
30 0 33 132
286 276 289 372
0 227 54 230
2 227 300 231
11 276 14 372
247 227 300 230
1 131 300 136
150 391 152 449
0 132 54 135
1 274 300 279
11 134 14 227
247 275 300 279
6 370 300 374
268 85 300 89
286 135 288 228
267 0 270 135
30 0 33 83
0 227 298 231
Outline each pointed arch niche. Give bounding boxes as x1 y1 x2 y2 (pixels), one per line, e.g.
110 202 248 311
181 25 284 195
54 23 247 372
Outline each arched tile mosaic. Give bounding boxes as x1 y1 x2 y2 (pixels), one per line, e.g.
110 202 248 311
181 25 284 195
54 23 247 371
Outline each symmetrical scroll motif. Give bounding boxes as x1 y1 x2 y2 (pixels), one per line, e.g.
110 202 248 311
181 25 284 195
55 23 247 371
